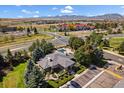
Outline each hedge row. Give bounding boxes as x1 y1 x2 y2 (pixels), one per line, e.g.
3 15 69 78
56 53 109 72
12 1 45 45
47 75 74 88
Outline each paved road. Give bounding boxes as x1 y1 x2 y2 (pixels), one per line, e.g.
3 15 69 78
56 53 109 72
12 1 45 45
1 31 124 65
103 50 124 65
105 34 124 38
0 32 69 55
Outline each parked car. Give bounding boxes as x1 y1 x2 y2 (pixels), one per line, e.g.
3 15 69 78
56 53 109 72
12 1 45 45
70 81 81 88
103 63 110 69
67 84 75 88
89 65 97 70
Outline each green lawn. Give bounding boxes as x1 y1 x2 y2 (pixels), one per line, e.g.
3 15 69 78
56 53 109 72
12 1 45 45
0 62 27 88
103 37 124 53
110 37 124 48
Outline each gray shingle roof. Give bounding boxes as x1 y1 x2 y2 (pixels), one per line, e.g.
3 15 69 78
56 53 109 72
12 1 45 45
37 51 75 69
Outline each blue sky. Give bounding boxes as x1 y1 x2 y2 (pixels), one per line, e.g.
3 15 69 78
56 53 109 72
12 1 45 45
0 5 124 18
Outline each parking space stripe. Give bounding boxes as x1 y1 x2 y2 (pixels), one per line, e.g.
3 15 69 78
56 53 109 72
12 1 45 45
82 70 104 88
105 70 123 79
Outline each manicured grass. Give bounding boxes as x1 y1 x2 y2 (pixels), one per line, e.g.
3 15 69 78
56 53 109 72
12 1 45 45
0 62 27 88
103 37 124 54
110 37 124 48
0 34 53 47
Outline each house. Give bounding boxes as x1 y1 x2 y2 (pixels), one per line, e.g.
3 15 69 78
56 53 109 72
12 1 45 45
0 25 17 32
57 23 95 31
37 50 75 72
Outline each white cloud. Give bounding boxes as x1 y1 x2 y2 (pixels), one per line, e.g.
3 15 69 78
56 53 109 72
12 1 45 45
48 15 52 17
16 5 21 7
61 9 73 13
17 16 23 18
65 6 73 10
121 6 124 8
21 9 31 14
33 15 39 18
35 11 40 14
60 6 73 14
21 9 40 14
52 7 58 10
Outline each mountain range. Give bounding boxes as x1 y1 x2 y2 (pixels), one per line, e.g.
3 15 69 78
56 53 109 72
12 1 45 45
0 13 124 21
41 13 124 20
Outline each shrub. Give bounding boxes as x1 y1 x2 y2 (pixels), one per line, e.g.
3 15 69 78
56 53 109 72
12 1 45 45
58 75 74 86
76 68 84 74
47 80 59 88
0 70 6 82
76 66 86 74
47 75 74 88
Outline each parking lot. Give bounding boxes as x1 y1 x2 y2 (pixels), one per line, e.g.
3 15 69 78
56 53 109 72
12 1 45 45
74 69 102 87
87 71 121 88
62 61 124 88
87 63 124 88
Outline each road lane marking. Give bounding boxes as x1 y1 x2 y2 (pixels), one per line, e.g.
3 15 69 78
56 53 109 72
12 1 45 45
82 70 105 88
105 70 123 79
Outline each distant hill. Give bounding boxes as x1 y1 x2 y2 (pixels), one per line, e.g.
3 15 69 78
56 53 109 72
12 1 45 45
92 13 124 20
49 15 88 20
42 13 124 20
0 13 124 22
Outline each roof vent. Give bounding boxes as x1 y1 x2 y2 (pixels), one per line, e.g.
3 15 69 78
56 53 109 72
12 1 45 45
47 57 53 62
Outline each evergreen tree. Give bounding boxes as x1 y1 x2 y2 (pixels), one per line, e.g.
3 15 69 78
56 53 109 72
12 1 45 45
45 43 54 54
36 39 40 47
24 60 45 88
5 49 13 69
27 27 31 36
29 42 36 52
13 51 22 66
23 50 29 59
34 27 38 34
40 39 54 54
32 48 44 62
0 53 4 68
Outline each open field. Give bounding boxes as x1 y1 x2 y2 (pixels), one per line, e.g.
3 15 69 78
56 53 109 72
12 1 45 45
58 31 92 37
0 34 53 47
0 62 27 88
